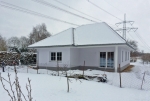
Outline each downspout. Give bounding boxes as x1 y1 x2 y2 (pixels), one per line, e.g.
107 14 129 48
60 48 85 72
70 28 75 68
72 28 75 46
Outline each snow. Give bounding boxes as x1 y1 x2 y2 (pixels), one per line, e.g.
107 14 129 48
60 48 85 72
28 22 126 48
28 28 73 48
0 59 150 101
74 22 126 45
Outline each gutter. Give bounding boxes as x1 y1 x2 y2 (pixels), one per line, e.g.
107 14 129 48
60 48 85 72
28 43 129 49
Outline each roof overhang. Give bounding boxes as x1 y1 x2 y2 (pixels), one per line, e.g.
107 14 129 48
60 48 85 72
125 42 135 51
28 43 135 50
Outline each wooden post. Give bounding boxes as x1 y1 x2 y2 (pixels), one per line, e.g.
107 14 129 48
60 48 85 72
57 61 59 76
141 71 146 90
83 61 85 76
37 66 39 74
119 64 122 88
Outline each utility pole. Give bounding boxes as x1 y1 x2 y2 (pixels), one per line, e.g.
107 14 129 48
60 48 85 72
116 14 138 40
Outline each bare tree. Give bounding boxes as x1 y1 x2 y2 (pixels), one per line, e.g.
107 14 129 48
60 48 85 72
141 71 146 90
0 34 7 51
29 23 51 45
0 66 33 101
127 40 138 51
7 37 20 48
61 64 81 93
127 40 138 58
19 36 29 49
141 53 150 64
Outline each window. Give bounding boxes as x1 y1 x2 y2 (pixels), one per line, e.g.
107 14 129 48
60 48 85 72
57 52 62 61
50 52 62 61
51 52 56 61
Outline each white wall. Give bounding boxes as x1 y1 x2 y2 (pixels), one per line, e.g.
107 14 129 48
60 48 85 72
70 46 130 70
79 47 115 67
70 48 79 67
37 46 130 70
37 47 70 67
118 47 130 68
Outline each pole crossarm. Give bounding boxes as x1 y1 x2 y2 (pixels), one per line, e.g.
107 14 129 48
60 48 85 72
116 21 134 26
116 27 138 32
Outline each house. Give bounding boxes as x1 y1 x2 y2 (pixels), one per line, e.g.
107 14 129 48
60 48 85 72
28 22 134 72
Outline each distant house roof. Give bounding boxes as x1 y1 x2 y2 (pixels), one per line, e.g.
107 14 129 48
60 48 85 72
28 22 132 48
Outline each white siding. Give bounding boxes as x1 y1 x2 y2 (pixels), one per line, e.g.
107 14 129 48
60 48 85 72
70 48 79 67
118 47 130 69
79 47 115 67
37 46 130 71
37 47 70 67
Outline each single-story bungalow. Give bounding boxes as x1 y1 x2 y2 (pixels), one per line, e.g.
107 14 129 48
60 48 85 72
28 22 134 72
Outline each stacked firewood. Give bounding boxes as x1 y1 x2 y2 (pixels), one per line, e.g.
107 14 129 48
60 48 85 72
0 51 20 65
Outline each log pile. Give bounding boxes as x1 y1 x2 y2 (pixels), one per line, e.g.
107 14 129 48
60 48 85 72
0 51 20 65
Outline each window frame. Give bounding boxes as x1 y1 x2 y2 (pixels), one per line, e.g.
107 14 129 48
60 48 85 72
50 52 62 61
100 52 114 68
50 52 56 61
57 52 62 61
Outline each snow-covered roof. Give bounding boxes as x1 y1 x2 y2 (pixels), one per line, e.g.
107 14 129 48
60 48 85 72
28 22 127 48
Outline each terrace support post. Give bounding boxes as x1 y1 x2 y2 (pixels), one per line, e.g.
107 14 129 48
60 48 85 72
115 46 118 72
119 64 122 88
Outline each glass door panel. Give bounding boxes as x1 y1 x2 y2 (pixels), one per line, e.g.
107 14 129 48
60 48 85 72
100 52 106 67
107 52 114 68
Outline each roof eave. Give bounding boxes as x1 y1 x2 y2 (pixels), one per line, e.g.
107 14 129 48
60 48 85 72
28 43 128 49
126 43 135 51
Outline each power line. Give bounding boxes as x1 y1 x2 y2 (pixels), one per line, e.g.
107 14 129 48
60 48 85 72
53 0 119 28
103 0 123 13
129 23 150 50
0 1 119 31
31 0 119 29
0 1 80 26
102 0 150 52
104 0 150 52
52 0 102 22
135 32 150 49
32 0 98 23
127 32 150 51
87 0 122 21
124 26 150 51
114 14 150 51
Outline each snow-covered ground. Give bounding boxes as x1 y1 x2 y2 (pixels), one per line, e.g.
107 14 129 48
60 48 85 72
0 59 150 101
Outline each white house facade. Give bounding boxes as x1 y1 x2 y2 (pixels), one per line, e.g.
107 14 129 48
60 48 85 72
28 22 134 72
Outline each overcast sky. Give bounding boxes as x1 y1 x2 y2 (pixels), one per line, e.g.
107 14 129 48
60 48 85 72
0 0 150 52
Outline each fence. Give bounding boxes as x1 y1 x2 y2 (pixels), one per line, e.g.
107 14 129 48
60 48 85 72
1 61 150 91
107 65 150 91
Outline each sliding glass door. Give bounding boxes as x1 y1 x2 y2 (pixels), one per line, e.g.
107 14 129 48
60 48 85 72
100 52 114 68
107 52 114 68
